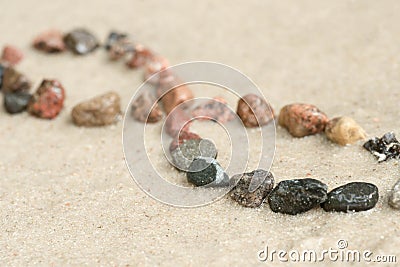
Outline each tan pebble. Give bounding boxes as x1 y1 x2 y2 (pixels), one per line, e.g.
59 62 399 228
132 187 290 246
71 91 121 127
325 116 366 145
389 179 400 209
278 103 328 137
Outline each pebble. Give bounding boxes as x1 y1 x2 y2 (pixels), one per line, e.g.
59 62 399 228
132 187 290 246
126 44 154 68
71 91 121 127
1 67 31 93
143 56 170 84
131 91 163 123
363 132 400 162
1 45 23 65
278 103 329 137
64 29 99 55
164 107 191 137
159 84 194 114
325 116 367 145
187 156 229 187
230 169 275 208
0 64 5 89
388 179 400 209
236 94 274 127
28 79 65 119
105 31 129 50
171 139 217 171
192 97 235 123
268 178 328 215
169 131 201 152
32 30 66 53
4 92 32 114
321 182 379 212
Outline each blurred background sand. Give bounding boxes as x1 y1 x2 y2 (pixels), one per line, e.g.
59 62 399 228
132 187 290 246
0 0 400 266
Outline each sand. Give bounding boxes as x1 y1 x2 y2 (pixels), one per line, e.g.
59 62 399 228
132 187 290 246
1 0 400 266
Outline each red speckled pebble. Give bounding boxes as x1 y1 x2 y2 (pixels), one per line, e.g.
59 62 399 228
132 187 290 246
28 79 65 119
126 44 154 68
1 45 23 66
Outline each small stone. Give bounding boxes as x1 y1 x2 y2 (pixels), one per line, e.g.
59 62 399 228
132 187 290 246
105 31 129 50
164 107 191 137
1 45 23 65
143 56 170 84
236 94 274 127
28 79 65 119
1 67 31 93
159 84 194 115
0 64 5 89
4 92 32 114
325 116 367 145
32 30 66 53
169 131 201 152
230 169 274 208
131 91 163 123
389 179 400 210
322 182 379 212
268 178 328 215
71 91 121 126
192 97 235 123
171 139 217 171
126 44 154 68
64 29 99 55
187 156 229 187
109 39 135 61
363 132 400 162
278 103 329 137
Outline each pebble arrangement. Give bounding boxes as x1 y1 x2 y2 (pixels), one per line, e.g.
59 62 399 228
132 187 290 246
0 28 399 214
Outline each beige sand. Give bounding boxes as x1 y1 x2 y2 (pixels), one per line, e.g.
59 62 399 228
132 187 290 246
1 0 400 266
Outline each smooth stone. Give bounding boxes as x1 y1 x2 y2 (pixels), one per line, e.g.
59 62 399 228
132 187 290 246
187 156 229 187
1 45 23 66
105 31 129 50
169 131 201 152
27 79 65 119
389 179 400 209
268 178 328 215
363 132 400 162
278 103 328 137
131 91 163 123
71 91 121 127
0 64 4 89
322 182 379 212
171 139 217 171
325 116 367 145
64 29 99 55
1 67 31 93
4 92 32 114
192 97 235 123
230 169 274 208
236 94 274 127
32 30 66 53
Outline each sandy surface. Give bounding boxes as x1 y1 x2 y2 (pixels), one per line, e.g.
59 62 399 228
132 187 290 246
1 0 400 266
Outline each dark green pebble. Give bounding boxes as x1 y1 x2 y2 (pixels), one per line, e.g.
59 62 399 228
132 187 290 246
4 92 32 114
187 156 229 187
268 178 328 215
322 182 379 212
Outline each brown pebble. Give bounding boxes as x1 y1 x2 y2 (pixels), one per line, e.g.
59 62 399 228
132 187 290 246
1 67 31 93
32 30 66 53
192 96 235 123
157 75 194 114
126 44 154 68
71 91 121 126
109 39 135 61
131 91 163 123
64 29 99 55
165 107 191 137
230 169 275 208
325 116 367 145
236 94 274 127
143 56 170 84
278 103 328 137
1 45 23 66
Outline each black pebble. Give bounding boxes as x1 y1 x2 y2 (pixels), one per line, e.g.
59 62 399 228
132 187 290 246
268 178 328 215
363 132 400 162
322 182 379 212
0 64 5 89
64 29 99 55
105 31 128 50
4 92 32 114
187 156 229 187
